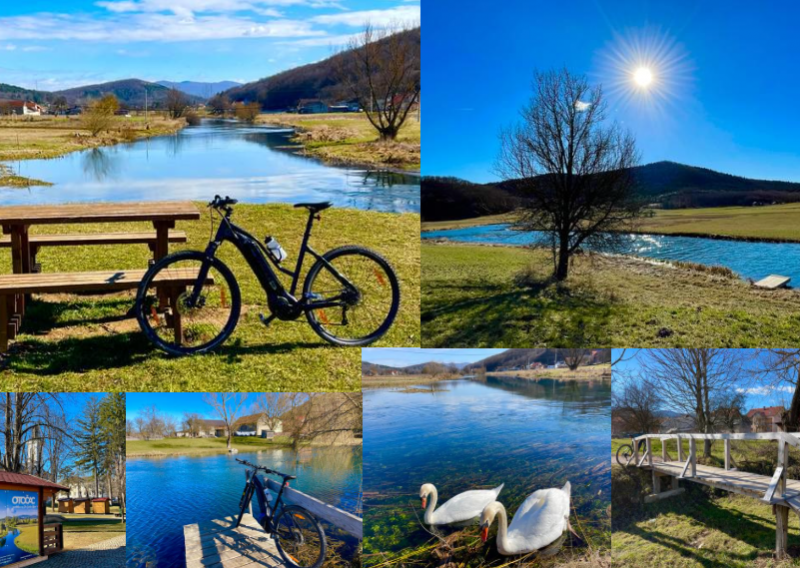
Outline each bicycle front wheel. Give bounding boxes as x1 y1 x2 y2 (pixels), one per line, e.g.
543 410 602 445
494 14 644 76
616 444 635 467
274 505 327 568
303 245 400 346
135 250 241 356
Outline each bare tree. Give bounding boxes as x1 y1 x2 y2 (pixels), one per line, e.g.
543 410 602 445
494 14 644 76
166 88 189 119
713 391 747 433
612 376 662 435
0 394 70 474
754 349 800 431
255 394 296 434
336 24 420 141
204 393 248 450
496 68 642 281
182 412 204 437
83 94 119 136
208 94 232 115
640 349 743 457
422 362 447 377
282 393 362 450
563 349 585 371
234 102 260 122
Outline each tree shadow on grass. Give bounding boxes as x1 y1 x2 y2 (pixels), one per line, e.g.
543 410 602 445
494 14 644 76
615 492 797 568
422 275 616 347
21 297 134 334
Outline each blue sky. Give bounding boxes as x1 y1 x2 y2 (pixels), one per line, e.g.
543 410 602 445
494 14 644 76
424 0 800 183
362 348 506 367
0 0 419 90
127 393 264 423
612 349 794 411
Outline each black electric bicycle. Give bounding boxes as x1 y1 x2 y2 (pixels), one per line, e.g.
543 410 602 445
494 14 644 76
235 458 326 568
615 438 646 467
134 195 401 356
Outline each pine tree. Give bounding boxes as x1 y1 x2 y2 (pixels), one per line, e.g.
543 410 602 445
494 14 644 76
74 397 107 497
100 393 126 518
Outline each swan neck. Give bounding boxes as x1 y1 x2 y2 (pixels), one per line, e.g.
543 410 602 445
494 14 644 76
495 505 509 553
424 486 438 524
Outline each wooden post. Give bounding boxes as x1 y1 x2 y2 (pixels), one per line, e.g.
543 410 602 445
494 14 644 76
677 435 683 462
0 295 7 353
725 439 731 471
671 476 679 491
170 287 183 345
662 438 668 463
633 437 639 464
776 504 790 559
38 487 44 557
646 438 653 468
652 470 660 495
689 438 697 477
778 439 788 497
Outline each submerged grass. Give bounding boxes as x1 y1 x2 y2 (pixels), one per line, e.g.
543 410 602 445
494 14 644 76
421 242 800 348
0 203 420 390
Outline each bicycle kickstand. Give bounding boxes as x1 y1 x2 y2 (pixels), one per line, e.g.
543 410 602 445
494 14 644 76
259 313 276 327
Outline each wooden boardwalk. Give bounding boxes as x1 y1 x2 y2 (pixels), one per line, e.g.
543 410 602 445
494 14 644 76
754 274 791 289
627 432 800 558
183 513 282 568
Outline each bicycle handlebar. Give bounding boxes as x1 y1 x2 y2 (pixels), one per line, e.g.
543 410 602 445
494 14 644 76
208 195 238 209
236 458 297 481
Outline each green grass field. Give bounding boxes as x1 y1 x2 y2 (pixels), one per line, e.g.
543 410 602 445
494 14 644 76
127 435 296 455
0 204 420 390
422 242 800 347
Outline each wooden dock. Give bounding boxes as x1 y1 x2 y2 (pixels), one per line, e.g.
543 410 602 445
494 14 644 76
184 513 282 568
626 432 800 559
754 274 791 289
184 476 362 568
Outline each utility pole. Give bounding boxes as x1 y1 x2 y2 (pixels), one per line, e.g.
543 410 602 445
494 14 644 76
145 87 149 127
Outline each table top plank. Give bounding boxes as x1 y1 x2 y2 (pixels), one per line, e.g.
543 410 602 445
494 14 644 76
0 201 200 226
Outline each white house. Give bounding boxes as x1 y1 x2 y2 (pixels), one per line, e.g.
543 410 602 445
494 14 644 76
0 100 44 116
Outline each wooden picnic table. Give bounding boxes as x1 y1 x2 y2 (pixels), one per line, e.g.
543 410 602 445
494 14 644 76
0 200 200 321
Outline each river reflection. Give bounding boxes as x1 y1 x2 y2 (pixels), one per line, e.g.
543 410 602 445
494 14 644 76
6 119 420 213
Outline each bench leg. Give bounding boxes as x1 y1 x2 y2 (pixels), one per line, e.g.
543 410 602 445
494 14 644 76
170 287 183 345
0 295 8 353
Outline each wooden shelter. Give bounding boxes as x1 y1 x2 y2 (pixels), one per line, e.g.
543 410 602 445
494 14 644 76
0 472 69 566
91 498 111 515
56 498 73 514
73 498 91 514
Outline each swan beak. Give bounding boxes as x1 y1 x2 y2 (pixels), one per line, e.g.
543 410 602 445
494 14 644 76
421 497 427 509
480 526 489 542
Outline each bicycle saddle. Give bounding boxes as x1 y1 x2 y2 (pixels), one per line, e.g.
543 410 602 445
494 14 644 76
294 201 332 213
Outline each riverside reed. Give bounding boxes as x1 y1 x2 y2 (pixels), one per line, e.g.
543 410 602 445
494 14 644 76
0 203 420 390
422 242 800 348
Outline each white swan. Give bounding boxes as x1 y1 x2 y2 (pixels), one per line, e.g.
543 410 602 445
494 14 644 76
480 481 571 555
420 483 504 525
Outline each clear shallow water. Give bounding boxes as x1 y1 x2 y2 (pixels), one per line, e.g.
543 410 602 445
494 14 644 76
424 223 800 283
4 120 419 213
362 377 611 561
127 446 362 568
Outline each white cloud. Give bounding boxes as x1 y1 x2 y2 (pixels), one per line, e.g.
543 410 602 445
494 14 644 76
0 13 326 42
575 100 591 111
0 43 47 52
736 385 794 396
96 0 336 16
311 5 420 26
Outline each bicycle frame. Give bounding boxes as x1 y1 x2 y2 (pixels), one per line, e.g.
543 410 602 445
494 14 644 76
188 207 358 316
237 468 292 533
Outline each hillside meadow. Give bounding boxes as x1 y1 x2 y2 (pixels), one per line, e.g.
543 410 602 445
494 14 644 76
421 242 800 347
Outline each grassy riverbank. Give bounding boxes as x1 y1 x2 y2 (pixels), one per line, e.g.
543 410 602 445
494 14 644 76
0 203 420 391
257 112 420 172
0 163 52 188
422 242 800 347
489 364 611 382
127 435 361 457
612 463 797 567
361 373 461 389
421 202 800 241
0 114 186 186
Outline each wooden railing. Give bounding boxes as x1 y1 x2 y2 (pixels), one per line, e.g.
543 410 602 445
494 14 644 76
631 432 800 503
42 523 63 555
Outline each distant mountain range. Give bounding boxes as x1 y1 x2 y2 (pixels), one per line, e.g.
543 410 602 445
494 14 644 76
157 80 241 99
363 349 610 375
422 161 800 221
0 78 224 107
221 27 420 111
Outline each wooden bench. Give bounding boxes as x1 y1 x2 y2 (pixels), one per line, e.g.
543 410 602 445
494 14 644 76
0 268 211 352
0 230 188 272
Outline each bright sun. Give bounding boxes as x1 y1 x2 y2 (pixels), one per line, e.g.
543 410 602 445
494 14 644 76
634 66 653 87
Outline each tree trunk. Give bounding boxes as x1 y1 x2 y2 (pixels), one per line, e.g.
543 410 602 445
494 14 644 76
227 431 232 450
786 383 800 431
379 126 398 141
555 239 570 281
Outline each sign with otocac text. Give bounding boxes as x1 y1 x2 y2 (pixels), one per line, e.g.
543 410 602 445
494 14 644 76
0 490 38 566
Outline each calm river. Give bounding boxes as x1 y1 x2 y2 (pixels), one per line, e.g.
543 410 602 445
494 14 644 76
5 119 419 213
362 377 611 563
423 223 800 283
126 446 362 568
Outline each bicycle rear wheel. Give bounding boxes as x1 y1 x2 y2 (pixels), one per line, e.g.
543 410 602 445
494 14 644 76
135 250 241 356
303 245 400 346
274 505 326 568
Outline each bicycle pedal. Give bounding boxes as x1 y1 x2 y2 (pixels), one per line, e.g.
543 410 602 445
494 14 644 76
259 313 276 327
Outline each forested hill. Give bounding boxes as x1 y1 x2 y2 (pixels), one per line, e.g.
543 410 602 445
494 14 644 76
220 28 420 111
422 162 800 221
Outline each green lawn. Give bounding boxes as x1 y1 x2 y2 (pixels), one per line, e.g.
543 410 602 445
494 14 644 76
637 203 800 242
422 242 800 347
128 435 295 455
0 204 420 390
61 519 125 550
14 524 39 554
